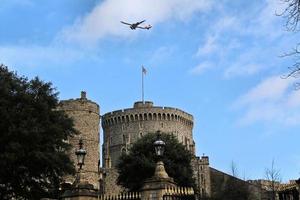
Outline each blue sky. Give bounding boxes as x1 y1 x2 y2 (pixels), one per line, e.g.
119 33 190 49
1 0 300 181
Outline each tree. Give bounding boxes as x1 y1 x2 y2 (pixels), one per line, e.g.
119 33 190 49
0 64 77 199
230 160 238 177
279 0 300 88
265 159 281 200
116 132 195 191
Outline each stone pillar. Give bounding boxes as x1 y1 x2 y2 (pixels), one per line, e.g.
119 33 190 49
141 160 176 200
60 182 98 200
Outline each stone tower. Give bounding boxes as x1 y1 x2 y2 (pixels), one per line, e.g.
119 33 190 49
58 91 100 188
192 156 211 197
101 101 211 197
101 101 195 168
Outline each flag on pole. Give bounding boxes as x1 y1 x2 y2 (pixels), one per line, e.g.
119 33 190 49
142 66 147 75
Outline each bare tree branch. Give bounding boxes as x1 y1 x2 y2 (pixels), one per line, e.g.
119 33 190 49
265 159 281 200
277 0 300 31
230 161 238 178
278 0 300 89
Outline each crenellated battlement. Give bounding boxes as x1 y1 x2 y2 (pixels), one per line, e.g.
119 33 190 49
102 101 193 128
59 93 99 115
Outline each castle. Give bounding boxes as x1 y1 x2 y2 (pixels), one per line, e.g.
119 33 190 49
58 91 268 199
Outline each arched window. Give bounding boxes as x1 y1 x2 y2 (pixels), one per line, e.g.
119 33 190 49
153 113 157 120
123 134 126 143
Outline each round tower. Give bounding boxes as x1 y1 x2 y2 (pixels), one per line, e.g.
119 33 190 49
102 101 194 168
58 91 100 187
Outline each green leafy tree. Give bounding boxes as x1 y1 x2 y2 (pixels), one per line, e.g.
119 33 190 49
117 133 195 191
0 64 77 199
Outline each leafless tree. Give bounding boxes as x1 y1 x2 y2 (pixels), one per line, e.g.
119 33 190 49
278 0 300 31
230 161 238 177
278 0 300 88
265 159 282 200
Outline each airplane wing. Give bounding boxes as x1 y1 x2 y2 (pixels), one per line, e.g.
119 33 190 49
120 21 132 26
136 20 146 25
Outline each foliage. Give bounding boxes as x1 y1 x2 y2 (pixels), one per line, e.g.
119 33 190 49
117 132 195 191
0 64 77 199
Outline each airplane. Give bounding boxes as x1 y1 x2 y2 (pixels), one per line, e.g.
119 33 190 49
120 20 152 30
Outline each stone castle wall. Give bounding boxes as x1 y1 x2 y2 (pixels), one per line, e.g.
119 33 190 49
101 101 194 168
58 94 211 197
58 92 100 188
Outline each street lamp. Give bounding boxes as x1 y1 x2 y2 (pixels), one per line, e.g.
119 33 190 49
153 131 169 179
153 131 166 158
75 139 86 170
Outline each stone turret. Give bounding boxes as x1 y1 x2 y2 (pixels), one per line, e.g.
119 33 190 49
101 101 194 168
58 91 100 188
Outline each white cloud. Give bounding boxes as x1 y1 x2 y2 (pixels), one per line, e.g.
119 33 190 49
224 63 263 79
189 61 213 75
233 75 300 126
59 0 212 44
237 76 291 106
0 45 91 68
252 0 286 37
196 36 218 56
196 16 238 56
149 46 174 64
193 0 290 78
213 16 238 33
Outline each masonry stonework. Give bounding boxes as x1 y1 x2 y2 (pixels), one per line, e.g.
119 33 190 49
101 101 211 197
59 93 273 200
102 101 195 168
192 156 211 197
58 92 100 188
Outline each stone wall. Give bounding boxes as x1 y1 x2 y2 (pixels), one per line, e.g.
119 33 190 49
102 168 124 196
102 101 194 168
210 167 269 200
58 91 100 188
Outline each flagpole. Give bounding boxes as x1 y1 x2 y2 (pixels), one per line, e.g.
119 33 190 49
142 66 144 103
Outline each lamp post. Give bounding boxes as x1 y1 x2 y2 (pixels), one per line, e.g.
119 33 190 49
60 139 97 199
154 131 166 158
74 139 86 185
75 139 86 170
153 131 169 179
